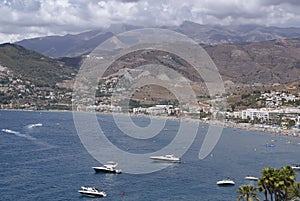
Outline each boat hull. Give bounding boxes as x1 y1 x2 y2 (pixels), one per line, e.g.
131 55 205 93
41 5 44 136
93 167 122 174
292 166 300 170
217 179 235 186
150 158 181 163
78 191 106 197
217 183 235 186
150 156 181 163
245 176 259 181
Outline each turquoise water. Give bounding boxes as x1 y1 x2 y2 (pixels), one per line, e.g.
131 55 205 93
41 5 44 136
0 110 299 201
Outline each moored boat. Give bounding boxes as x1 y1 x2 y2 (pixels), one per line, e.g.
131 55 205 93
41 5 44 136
92 161 122 174
217 178 235 186
292 164 300 170
150 154 181 162
78 186 106 197
245 176 259 181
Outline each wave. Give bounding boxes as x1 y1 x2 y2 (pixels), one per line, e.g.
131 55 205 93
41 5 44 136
1 128 55 149
2 128 37 141
1 129 20 135
26 123 43 129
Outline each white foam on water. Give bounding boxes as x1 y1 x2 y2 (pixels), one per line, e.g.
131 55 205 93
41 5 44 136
1 129 20 135
1 128 56 149
2 128 38 140
26 123 43 129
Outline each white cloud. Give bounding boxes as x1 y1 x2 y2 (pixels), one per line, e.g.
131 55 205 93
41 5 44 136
1 0 300 43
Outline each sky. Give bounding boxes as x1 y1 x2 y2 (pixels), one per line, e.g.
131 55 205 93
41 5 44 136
1 0 300 43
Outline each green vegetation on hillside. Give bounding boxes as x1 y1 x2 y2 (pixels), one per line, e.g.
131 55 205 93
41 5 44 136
0 43 76 110
0 43 75 87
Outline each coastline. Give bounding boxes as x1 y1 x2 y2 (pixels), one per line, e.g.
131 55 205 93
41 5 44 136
1 109 299 138
126 112 300 138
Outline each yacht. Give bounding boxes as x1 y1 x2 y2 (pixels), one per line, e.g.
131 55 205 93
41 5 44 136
92 161 122 174
217 178 235 186
78 186 107 197
245 176 259 181
292 164 300 170
150 154 181 163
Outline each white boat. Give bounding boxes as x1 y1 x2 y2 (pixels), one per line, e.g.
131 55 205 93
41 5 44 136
292 165 300 170
245 176 259 181
78 186 106 197
92 161 122 174
217 178 235 186
150 154 181 163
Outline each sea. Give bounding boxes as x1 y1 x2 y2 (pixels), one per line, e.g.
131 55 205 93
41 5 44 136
0 110 299 201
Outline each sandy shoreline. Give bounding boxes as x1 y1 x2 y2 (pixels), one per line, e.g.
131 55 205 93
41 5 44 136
112 112 300 138
1 109 300 138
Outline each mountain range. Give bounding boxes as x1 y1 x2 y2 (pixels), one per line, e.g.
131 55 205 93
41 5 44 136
0 21 299 109
16 21 300 58
0 22 299 89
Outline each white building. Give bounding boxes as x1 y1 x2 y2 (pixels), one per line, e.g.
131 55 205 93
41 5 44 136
133 105 176 115
241 109 270 120
241 107 300 122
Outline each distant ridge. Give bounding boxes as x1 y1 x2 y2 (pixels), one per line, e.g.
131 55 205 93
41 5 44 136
15 21 300 58
16 30 113 58
175 21 300 44
15 23 143 58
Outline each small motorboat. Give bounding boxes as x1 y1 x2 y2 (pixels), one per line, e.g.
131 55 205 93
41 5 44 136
266 143 275 148
245 176 259 181
217 178 235 186
291 164 300 170
92 161 122 174
150 154 181 163
78 186 106 197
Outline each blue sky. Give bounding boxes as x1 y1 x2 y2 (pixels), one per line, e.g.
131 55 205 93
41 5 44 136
1 0 300 43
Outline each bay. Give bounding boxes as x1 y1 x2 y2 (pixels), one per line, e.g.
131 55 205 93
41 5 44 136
0 110 299 201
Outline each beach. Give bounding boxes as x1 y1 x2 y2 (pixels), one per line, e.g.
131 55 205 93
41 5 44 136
122 111 300 138
2 108 300 138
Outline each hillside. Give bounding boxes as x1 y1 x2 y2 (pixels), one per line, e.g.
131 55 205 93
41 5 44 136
205 38 300 84
6 38 300 87
0 44 77 110
0 43 76 87
0 41 298 110
96 38 300 85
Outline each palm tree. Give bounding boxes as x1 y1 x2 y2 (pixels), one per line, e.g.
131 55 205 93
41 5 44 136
237 185 260 201
288 182 300 200
274 166 296 201
258 167 277 201
258 166 296 201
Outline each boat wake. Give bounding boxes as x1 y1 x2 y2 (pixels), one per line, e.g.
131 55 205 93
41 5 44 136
1 129 33 138
26 123 43 129
1 128 55 149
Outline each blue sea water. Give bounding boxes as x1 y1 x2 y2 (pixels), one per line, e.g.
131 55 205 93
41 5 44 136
0 110 300 201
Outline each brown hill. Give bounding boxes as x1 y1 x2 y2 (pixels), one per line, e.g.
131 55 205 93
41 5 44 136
96 38 300 104
205 38 300 84
100 38 300 85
